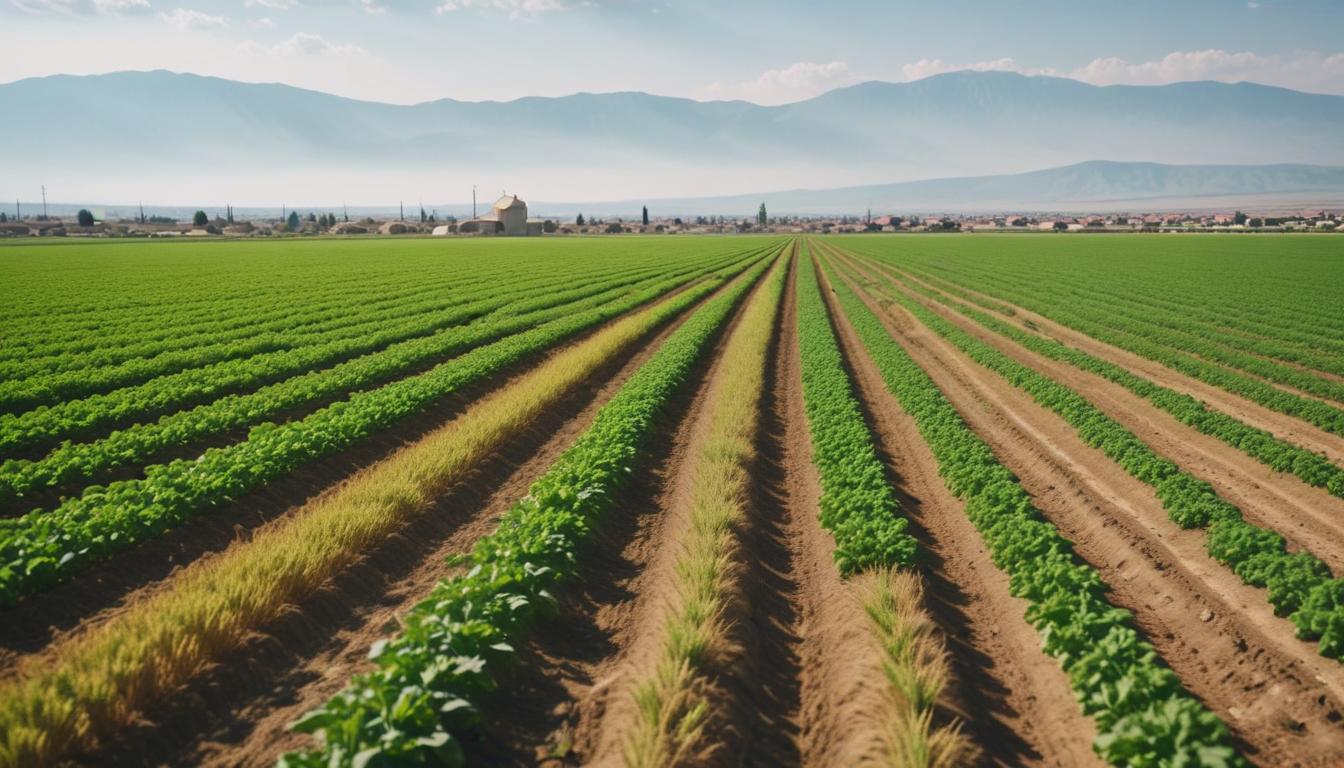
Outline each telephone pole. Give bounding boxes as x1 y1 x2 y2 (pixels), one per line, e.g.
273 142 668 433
41 185 47 219
472 185 477 219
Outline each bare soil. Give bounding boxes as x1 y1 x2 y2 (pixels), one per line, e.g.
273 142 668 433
828 255 1344 766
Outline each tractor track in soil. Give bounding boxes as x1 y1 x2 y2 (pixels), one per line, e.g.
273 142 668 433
815 256 1103 768
885 265 1344 465
848 256 1344 573
827 254 1344 766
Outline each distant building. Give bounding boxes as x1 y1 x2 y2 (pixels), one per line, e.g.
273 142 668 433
459 194 538 236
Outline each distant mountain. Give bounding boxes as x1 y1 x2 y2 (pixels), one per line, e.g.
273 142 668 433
609 161 1344 216
3 70 1343 204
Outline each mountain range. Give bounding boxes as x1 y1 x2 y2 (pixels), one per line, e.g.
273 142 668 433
3 69 1343 208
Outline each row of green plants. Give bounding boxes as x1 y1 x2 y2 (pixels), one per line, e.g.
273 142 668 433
937 267 1344 400
886 260 1344 435
0 260 674 435
816 251 1242 765
278 254 772 768
874 238 1344 361
916 262 1344 436
0 256 749 508
795 247 918 573
0 268 482 382
876 263 1344 499
840 257 1344 661
0 255 765 605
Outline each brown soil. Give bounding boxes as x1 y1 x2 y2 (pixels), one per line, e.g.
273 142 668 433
826 254 1344 766
64 278 716 768
889 266 1344 464
816 257 1103 768
0 277 711 670
461 263 769 767
853 257 1344 574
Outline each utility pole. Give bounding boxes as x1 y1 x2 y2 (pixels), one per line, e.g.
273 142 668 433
282 204 286 223
139 202 145 224
15 199 20 220
399 201 404 222
472 185 477 219
41 185 47 219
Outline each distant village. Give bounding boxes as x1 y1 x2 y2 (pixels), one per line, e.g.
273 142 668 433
1 192 1340 238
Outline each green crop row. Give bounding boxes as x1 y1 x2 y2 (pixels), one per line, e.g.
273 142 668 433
834 255 1344 661
0 264 574 404
795 245 917 574
0 260 681 442
0 253 765 605
0 251 746 457
0 269 482 381
277 253 772 768
816 251 1241 766
872 262 1344 499
0 255 749 508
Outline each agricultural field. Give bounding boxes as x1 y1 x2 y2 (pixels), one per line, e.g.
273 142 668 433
0 233 1342 767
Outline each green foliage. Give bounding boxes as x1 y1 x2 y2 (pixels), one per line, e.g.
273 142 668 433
193 210 208 227
819 253 1242 765
795 249 917 574
278 254 775 767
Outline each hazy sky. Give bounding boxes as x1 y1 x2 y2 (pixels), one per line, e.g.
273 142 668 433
3 0 1343 104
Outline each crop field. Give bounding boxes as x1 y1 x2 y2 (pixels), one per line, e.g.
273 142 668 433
0 233 1341 767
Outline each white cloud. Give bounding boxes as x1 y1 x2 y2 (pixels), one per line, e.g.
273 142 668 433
247 14 273 26
273 31 366 56
899 57 1016 81
11 0 149 14
435 0 572 18
891 50 1344 97
360 0 385 13
1247 1 1259 8
704 61 859 104
159 7 227 28
243 0 293 9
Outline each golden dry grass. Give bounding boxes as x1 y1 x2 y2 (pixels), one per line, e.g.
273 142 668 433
0 273 734 768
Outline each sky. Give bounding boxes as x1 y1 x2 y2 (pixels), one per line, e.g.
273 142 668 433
3 0 1344 105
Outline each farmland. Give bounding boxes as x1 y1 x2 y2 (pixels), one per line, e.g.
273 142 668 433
1 233 1342 767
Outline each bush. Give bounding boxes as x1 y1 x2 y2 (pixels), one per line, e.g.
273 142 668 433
76 209 94 227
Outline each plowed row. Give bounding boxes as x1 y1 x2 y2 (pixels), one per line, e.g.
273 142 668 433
1 234 1340 767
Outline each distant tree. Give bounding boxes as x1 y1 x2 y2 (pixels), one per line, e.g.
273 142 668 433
642 206 649 226
77 209 95 227
757 203 767 226
420 207 427 224
576 213 586 226
287 211 301 231
543 219 557 233
0 212 7 223
226 205 234 225
605 222 624 234
306 212 317 223
192 210 208 227
1249 217 1263 228
1233 210 1248 226
1052 221 1069 231
673 217 683 226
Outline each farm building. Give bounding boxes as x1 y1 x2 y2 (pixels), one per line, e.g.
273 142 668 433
459 194 542 236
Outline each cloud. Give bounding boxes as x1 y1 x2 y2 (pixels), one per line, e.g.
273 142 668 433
892 50 1344 97
243 0 293 9
247 14 273 26
1247 1 1259 7
899 57 1016 81
271 31 366 56
434 0 574 18
10 0 149 14
704 61 859 104
159 6 227 27
360 0 384 12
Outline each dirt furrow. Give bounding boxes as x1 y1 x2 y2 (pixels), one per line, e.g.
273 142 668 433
886 264 1344 464
61 287 717 768
0 279 712 671
848 256 1344 574
833 265 1344 766
817 262 1103 768
459 264 772 766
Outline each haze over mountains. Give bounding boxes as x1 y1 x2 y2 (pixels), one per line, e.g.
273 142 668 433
3 69 1343 209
